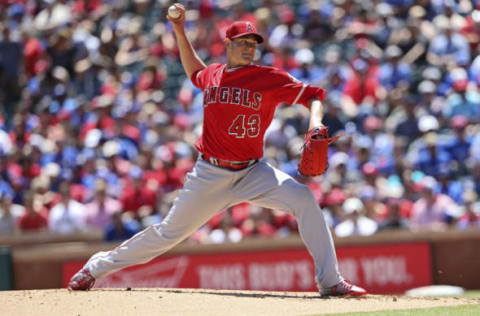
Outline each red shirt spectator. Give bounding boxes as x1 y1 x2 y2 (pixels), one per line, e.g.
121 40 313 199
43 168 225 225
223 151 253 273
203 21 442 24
457 191 480 229
17 194 48 232
72 0 103 15
137 66 166 91
271 48 299 72
23 37 44 77
167 158 194 191
143 169 167 189
460 11 480 51
231 202 251 226
17 211 48 232
343 59 380 105
120 178 158 213
22 161 41 180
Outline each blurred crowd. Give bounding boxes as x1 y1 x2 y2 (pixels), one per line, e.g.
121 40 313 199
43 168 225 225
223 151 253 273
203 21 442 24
1 0 480 243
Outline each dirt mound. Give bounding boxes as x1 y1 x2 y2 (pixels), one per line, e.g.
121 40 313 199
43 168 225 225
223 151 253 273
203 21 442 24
1 288 479 316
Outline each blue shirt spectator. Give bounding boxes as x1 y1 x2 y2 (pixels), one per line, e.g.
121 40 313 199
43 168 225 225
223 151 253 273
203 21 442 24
104 212 140 242
379 45 412 90
443 88 480 122
428 22 470 66
414 133 453 178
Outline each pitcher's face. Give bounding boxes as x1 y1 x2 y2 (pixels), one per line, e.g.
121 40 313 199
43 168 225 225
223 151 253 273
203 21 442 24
226 35 257 67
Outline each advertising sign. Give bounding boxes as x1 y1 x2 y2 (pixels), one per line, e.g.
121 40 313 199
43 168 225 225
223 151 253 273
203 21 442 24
63 243 432 293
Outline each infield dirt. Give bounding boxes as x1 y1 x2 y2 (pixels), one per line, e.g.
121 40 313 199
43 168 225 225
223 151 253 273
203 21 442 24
1 288 479 315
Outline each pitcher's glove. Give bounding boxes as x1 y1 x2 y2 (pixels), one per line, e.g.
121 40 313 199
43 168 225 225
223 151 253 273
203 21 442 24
298 126 342 177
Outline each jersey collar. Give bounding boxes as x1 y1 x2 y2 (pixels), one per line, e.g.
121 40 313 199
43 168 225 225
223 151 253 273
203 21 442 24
224 64 253 72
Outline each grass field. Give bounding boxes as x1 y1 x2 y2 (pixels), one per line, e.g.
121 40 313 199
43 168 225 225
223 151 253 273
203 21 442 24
316 291 480 316
319 304 480 316
459 291 480 298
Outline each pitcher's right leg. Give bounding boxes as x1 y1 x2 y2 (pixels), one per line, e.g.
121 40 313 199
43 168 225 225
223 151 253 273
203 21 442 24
69 160 235 290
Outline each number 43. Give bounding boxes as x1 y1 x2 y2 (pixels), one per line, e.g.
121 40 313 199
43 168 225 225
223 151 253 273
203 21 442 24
228 114 261 138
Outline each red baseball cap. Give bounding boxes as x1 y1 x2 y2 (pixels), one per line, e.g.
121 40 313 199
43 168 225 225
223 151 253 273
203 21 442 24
225 21 264 43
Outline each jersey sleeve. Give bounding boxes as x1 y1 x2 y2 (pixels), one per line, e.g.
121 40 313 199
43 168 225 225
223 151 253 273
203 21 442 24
190 67 207 90
269 68 325 107
190 63 221 90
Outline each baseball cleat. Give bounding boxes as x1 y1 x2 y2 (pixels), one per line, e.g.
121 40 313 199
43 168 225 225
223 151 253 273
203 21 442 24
321 280 367 297
68 269 95 291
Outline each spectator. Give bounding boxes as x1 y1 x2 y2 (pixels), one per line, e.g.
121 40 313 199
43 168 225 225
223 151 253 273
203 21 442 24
268 6 299 49
120 170 159 214
371 3 396 49
411 176 460 231
390 11 429 66
457 191 480 229
48 182 87 234
427 16 470 68
394 97 422 142
322 101 345 138
0 195 20 235
442 69 480 122
417 80 445 115
0 24 22 127
208 212 243 244
318 46 348 104
461 10 480 52
358 183 386 222
265 119 294 151
341 58 380 117
352 137 374 172
334 197 378 237
31 175 57 215
303 9 333 44
388 137 410 178
436 167 464 204
379 45 412 91
377 198 411 232
104 211 139 242
326 152 361 192
240 207 277 239
362 116 395 172
413 132 452 178
0 164 15 203
33 0 72 33
46 28 88 78
467 159 480 196
17 191 48 233
322 187 347 228
85 180 122 231
114 26 149 69
445 115 472 175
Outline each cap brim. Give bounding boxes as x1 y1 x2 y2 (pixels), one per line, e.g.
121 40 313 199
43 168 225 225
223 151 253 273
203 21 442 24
230 32 264 43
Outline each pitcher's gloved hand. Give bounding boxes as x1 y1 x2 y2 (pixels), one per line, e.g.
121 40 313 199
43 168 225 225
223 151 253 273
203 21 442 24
298 126 342 177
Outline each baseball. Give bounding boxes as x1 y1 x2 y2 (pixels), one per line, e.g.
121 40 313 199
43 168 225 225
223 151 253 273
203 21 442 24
168 5 181 19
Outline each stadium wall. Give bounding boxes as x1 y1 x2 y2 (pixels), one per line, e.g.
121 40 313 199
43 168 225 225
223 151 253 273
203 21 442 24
3 229 480 293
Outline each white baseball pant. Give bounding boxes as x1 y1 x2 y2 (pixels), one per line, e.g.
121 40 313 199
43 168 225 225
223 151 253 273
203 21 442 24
84 158 343 289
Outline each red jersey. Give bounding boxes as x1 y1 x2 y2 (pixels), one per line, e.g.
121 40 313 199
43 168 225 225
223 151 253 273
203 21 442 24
17 212 48 232
191 64 325 161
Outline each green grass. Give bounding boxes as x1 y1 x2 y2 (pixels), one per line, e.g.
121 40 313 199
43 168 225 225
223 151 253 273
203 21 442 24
316 305 480 316
459 291 480 298
307 291 480 316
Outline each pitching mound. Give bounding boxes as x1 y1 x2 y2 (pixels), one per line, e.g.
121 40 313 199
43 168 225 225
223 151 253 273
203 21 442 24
1 288 479 315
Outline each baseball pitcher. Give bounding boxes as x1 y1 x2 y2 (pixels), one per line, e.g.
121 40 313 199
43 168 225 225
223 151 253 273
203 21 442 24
68 3 366 296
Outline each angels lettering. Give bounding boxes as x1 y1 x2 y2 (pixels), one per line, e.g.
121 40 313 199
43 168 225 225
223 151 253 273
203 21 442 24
203 86 262 110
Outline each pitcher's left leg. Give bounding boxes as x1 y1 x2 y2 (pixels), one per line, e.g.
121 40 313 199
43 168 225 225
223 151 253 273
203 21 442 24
233 162 342 289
